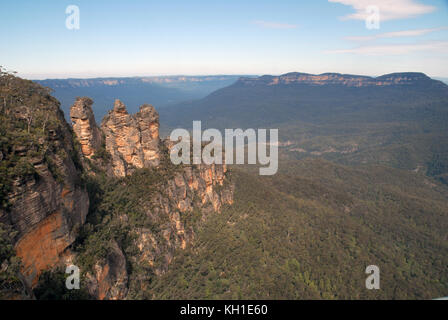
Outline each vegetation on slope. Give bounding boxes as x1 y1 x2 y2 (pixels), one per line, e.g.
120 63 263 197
149 160 448 299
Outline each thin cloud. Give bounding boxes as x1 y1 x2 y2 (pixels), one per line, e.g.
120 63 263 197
329 0 436 21
345 27 448 41
326 41 448 55
253 20 298 29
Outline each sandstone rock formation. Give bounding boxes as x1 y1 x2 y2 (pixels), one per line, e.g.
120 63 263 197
101 100 160 177
66 97 233 299
70 97 103 158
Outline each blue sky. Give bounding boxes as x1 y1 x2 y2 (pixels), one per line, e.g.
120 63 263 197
1 0 447 79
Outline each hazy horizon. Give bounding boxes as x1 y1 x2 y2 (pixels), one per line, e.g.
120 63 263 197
20 71 448 81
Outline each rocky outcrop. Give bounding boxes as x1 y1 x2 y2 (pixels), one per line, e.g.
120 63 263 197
85 241 128 300
66 97 233 299
161 162 232 214
101 100 160 177
70 97 103 158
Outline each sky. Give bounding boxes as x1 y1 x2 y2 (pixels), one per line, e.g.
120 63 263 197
1 0 447 79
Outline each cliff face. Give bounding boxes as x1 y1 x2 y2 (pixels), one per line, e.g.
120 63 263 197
0 75 89 291
11 151 89 289
101 100 160 177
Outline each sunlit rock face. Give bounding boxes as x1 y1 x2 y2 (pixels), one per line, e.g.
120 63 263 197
70 97 103 158
101 100 161 177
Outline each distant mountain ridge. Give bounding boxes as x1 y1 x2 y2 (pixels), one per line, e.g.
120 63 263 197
237 72 445 88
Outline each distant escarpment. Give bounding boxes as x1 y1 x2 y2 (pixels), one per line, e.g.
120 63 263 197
0 72 233 300
237 72 446 88
158 71 448 136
